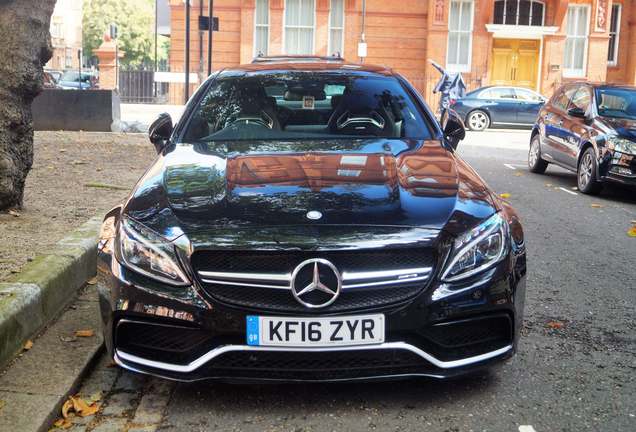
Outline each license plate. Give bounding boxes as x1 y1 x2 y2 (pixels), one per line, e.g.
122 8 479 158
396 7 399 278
246 314 385 347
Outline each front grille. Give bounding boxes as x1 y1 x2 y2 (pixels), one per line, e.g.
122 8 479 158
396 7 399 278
116 320 215 364
191 249 433 274
191 249 435 313
202 349 432 380
418 314 513 361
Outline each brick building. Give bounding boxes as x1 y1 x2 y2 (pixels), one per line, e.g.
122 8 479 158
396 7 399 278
167 0 636 102
46 0 83 70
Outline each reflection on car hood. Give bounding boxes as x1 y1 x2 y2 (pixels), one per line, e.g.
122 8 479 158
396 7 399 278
122 139 499 241
598 116 636 141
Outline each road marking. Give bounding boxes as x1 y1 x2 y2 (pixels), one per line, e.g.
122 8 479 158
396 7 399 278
559 187 578 196
519 426 537 432
504 164 517 170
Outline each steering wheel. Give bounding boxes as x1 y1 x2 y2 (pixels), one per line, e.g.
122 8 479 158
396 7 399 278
336 110 386 131
228 111 274 129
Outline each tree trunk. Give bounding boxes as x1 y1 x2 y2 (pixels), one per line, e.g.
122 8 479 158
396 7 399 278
0 0 57 211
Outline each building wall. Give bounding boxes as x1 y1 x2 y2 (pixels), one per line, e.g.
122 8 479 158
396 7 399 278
168 0 636 104
46 0 83 70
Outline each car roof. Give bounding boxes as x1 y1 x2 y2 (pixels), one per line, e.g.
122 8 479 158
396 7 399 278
221 57 395 77
559 81 636 91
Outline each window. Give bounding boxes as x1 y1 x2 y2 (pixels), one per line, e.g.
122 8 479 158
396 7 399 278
596 87 636 120
184 72 432 142
608 4 621 66
51 21 63 38
447 0 474 73
481 88 516 100
284 0 315 55
563 5 590 78
493 1 545 26
570 86 591 112
552 86 578 111
514 88 543 102
254 0 269 56
328 0 344 56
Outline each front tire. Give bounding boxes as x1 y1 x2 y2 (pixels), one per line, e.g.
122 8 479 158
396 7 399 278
467 110 490 131
528 135 549 173
577 147 603 195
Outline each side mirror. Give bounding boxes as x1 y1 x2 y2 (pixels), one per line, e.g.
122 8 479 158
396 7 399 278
149 113 173 153
442 109 466 150
567 107 586 119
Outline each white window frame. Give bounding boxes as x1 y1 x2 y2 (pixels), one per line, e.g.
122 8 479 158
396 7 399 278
563 5 590 78
328 0 345 56
607 3 621 67
446 0 474 73
254 0 270 57
283 0 316 55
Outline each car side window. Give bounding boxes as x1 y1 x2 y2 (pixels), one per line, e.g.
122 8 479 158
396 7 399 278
569 87 592 112
488 88 516 100
553 86 578 111
515 89 542 102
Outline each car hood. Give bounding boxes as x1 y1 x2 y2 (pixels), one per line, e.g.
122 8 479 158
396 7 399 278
598 116 636 141
123 139 499 242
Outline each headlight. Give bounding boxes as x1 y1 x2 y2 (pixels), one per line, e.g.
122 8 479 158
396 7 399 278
441 213 508 282
116 216 190 286
607 136 636 155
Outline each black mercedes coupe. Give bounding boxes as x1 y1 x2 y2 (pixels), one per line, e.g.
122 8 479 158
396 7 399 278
97 57 527 382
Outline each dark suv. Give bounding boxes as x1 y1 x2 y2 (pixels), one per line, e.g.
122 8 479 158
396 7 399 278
529 82 636 194
97 57 526 382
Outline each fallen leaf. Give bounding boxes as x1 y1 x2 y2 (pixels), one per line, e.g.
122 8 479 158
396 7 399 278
628 225 636 238
591 203 603 208
61 399 73 419
60 336 76 343
71 396 100 417
546 321 565 330
86 276 98 285
0 399 5 411
513 172 523 177
8 209 20 217
545 183 553 187
499 193 511 199
75 330 94 338
53 418 73 429
23 340 33 350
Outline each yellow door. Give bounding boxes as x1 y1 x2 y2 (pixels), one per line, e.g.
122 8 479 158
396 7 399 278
490 39 539 89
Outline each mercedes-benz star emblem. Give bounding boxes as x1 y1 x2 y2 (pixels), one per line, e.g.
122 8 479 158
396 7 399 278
306 210 323 220
290 258 342 308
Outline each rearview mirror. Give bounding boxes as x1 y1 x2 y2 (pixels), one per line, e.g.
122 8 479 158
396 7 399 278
149 113 173 153
567 107 586 119
442 109 466 150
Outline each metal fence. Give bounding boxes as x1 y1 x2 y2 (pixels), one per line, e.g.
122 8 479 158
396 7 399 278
118 68 177 104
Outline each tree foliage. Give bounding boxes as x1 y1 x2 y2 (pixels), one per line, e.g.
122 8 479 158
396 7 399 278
83 0 166 67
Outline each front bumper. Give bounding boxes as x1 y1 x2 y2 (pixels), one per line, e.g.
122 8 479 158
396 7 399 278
97 245 526 383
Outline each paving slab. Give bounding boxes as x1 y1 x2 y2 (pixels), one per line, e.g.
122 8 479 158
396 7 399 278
0 287 103 432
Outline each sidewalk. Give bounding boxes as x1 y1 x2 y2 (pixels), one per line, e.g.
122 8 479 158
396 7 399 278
120 104 185 132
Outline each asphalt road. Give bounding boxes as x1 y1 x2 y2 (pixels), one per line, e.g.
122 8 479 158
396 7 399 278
71 130 636 432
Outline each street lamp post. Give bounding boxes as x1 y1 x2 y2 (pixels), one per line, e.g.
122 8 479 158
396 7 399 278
184 0 191 103
208 0 213 76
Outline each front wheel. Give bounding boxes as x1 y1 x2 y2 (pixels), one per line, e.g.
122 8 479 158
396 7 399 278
528 135 549 173
467 110 490 131
577 147 603 195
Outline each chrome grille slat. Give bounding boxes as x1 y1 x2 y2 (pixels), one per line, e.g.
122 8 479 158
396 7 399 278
196 267 433 291
191 249 436 312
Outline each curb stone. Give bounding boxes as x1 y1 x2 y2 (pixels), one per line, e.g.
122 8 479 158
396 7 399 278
0 216 102 368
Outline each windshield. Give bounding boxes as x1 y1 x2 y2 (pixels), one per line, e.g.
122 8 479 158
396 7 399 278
61 71 92 82
596 87 636 120
183 72 432 142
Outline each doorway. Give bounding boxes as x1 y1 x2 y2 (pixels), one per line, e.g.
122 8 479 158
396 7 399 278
490 39 540 89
